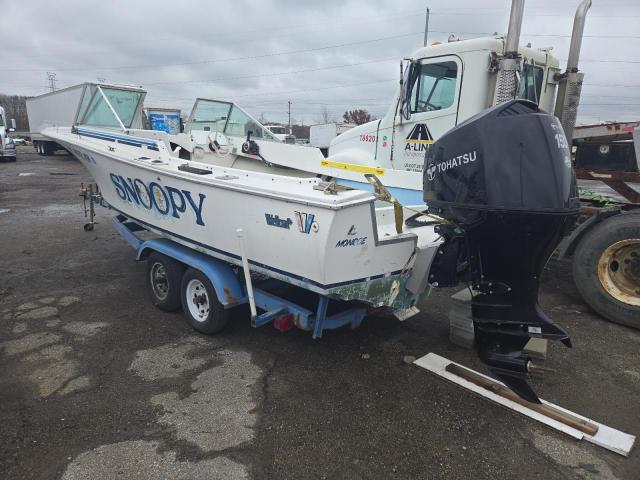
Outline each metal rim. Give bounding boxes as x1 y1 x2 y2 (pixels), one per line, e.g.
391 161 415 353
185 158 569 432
185 278 210 322
150 262 169 301
597 238 640 307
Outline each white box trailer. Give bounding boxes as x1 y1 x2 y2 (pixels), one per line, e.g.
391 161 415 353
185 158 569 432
309 122 355 156
26 82 145 156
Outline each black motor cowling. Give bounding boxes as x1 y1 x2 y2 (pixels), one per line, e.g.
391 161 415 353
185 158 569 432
424 100 579 403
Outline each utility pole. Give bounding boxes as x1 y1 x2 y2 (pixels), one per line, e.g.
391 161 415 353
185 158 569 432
46 72 57 92
423 7 430 46
287 101 292 134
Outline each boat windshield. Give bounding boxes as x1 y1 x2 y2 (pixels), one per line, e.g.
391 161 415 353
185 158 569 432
188 99 278 141
76 85 144 129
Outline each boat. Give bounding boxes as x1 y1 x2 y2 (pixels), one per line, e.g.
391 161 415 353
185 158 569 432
42 83 579 404
44 84 440 307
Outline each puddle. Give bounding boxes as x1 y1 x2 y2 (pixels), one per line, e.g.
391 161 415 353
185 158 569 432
0 208 9 214
18 172 36 177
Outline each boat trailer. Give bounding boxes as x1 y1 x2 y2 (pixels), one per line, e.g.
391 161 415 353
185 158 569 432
113 214 369 338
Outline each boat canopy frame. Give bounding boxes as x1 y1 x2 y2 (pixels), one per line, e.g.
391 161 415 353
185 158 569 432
185 98 279 142
73 83 147 132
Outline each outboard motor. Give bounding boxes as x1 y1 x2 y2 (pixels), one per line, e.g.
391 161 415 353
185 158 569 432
424 99 579 403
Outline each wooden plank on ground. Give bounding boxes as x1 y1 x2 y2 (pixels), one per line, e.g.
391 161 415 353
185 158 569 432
414 353 636 456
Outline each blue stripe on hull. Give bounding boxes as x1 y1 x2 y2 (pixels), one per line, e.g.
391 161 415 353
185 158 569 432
76 127 159 151
335 179 424 205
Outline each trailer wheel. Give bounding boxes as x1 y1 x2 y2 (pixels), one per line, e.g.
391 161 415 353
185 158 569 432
181 268 228 334
146 252 184 312
42 142 54 156
572 213 640 329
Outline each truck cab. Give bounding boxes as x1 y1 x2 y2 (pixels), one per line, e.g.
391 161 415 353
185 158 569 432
329 36 560 175
0 106 17 162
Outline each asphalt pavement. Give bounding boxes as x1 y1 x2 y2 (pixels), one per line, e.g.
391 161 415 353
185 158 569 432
1 146 639 479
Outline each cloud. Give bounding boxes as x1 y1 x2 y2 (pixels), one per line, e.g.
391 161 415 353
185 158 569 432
1 0 638 124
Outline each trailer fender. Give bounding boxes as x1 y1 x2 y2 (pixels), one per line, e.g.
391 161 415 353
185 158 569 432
557 208 620 259
135 238 244 308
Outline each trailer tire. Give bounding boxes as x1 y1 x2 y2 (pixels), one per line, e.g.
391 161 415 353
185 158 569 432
42 142 54 156
181 268 228 334
572 212 640 329
146 252 184 312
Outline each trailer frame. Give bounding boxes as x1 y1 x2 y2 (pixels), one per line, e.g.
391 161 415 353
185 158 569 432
113 214 367 338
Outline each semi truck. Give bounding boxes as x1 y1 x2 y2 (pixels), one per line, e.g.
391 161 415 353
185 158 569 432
0 106 17 161
318 0 639 328
26 82 145 156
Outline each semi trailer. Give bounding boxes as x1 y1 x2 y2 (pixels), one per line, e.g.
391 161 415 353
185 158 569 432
559 122 640 328
26 82 145 156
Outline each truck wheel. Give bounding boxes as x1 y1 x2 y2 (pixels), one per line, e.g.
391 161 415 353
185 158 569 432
573 213 640 328
146 252 184 311
181 268 228 334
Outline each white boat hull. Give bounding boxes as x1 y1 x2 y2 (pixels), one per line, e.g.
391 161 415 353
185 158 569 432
46 126 442 308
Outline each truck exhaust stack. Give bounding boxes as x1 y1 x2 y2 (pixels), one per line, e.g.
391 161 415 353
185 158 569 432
492 0 525 105
504 0 525 54
554 0 592 144
424 99 580 403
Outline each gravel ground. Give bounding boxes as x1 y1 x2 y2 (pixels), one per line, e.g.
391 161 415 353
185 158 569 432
1 146 639 479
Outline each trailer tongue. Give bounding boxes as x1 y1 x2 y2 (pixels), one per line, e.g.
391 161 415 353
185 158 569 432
424 100 579 403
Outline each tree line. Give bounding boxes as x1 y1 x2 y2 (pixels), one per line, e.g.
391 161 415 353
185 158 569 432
0 94 30 131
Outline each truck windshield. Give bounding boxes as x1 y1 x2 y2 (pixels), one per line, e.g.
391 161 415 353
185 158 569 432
410 61 458 113
518 64 544 104
268 126 286 135
77 86 143 129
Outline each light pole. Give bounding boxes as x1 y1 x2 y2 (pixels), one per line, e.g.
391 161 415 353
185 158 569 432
423 8 430 47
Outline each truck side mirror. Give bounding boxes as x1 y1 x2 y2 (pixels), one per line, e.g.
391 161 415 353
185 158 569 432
399 60 415 121
10 118 16 131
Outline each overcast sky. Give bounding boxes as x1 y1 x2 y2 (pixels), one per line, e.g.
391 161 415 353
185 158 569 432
1 0 638 125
